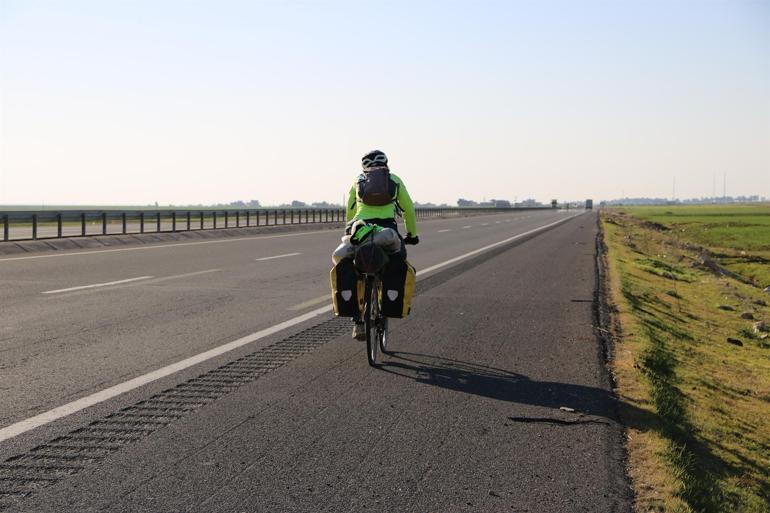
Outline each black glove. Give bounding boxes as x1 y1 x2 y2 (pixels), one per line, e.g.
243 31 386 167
404 235 420 245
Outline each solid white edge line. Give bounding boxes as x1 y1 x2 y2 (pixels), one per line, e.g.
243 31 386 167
416 213 581 277
255 252 302 261
41 276 154 294
0 304 333 443
0 212 582 442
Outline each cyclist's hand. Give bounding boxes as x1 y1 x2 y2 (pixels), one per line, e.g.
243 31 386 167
404 235 419 245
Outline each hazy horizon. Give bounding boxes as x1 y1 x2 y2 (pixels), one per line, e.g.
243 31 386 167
1 0 768 206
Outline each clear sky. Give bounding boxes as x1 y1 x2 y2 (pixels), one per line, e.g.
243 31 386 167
1 0 768 206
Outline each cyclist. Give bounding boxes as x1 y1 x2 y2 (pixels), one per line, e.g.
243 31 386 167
346 149 419 339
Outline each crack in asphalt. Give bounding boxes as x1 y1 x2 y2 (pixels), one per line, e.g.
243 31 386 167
507 416 611 426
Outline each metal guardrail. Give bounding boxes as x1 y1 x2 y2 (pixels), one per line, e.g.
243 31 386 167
0 207 552 242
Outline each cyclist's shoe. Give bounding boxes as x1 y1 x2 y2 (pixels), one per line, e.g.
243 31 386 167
353 322 366 341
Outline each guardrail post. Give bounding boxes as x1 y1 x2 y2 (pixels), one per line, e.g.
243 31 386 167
274 209 278 225
102 212 107 235
32 214 38 240
200 211 204 230
246 211 250 227
224 211 229 228
186 212 191 231
291 209 294 224
3 214 8 241
81 213 86 236
172 212 177 232
122 213 127 234
236 211 240 228
213 211 217 229
283 209 286 224
156 212 161 232
57 214 63 238
140 212 145 233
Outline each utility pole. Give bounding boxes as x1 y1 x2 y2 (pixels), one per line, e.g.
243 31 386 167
723 172 727 202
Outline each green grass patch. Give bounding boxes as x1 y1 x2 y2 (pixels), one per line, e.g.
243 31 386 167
602 209 770 513
619 204 770 287
636 257 697 282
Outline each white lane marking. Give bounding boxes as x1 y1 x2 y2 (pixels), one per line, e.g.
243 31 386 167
256 252 301 261
0 304 333 443
417 213 581 277
462 225 472 229
0 231 329 263
288 294 331 311
41 276 153 294
495 221 501 224
0 212 583 442
145 268 222 284
437 229 451 233
481 223 489 226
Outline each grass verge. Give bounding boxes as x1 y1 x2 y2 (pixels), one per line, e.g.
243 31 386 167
601 206 769 512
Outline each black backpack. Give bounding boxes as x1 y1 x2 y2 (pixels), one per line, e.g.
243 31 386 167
358 167 397 206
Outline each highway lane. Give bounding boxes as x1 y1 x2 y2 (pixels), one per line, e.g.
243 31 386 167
2 211 631 513
0 210 575 430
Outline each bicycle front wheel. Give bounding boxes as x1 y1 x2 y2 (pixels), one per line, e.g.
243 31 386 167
364 277 378 366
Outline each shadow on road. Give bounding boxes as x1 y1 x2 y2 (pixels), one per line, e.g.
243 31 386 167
378 351 641 423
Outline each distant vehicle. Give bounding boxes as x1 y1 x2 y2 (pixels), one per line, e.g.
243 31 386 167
551 199 558 208
586 199 593 209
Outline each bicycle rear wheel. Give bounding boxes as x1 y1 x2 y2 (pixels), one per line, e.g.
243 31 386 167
364 277 378 366
378 317 389 354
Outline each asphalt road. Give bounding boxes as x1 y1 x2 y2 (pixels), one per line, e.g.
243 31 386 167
0 210 631 512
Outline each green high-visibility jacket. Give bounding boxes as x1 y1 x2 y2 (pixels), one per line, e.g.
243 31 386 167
346 172 418 236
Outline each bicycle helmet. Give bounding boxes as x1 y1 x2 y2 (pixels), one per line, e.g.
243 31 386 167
362 149 388 169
